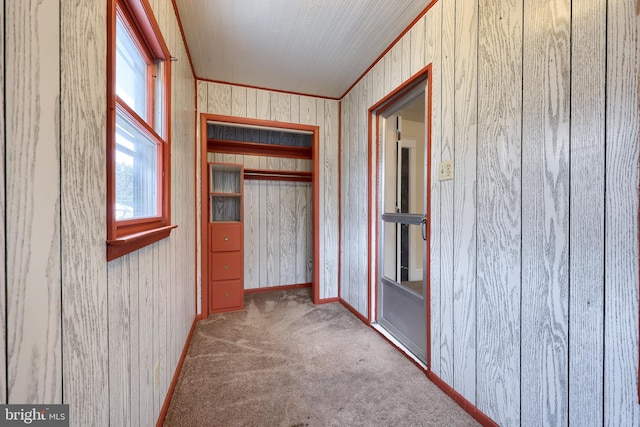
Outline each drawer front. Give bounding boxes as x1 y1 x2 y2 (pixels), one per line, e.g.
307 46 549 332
210 280 243 311
210 252 242 281
210 223 242 252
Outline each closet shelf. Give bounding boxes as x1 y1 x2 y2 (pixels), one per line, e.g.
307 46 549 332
243 168 312 182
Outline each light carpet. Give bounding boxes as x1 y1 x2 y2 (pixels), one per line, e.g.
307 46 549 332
164 288 479 427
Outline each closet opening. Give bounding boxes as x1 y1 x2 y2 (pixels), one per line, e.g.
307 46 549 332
200 114 320 316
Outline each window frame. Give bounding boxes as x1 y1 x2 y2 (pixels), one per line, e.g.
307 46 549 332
107 0 175 261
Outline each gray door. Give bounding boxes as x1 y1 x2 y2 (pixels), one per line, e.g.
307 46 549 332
378 94 427 363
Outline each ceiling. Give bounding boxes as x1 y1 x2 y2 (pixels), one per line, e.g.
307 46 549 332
173 0 432 99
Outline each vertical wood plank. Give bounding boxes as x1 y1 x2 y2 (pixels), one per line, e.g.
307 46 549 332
0 0 5 404
256 90 271 120
343 92 355 306
390 44 402 93
604 0 640 424
424 0 442 376
410 16 426 75
340 95 350 302
196 81 207 315
138 246 153 426
569 1 606 423
372 60 385 105
279 180 297 285
347 90 360 308
258 158 268 287
207 83 231 115
439 0 455 385
357 83 368 312
270 92 291 122
60 0 108 422
521 0 570 425
128 252 140 426
323 100 339 299
266 157 281 286
244 181 260 289
231 85 247 117
108 257 131 427
246 88 257 118
452 0 478 403
402 36 411 82
6 0 62 404
476 0 522 425
299 96 317 125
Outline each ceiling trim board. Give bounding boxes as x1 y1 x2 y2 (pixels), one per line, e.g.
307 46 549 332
197 77 340 102
338 0 440 100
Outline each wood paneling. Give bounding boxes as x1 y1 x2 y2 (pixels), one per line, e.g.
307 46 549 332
322 100 340 299
60 0 108 422
6 0 61 404
452 0 477 403
108 256 131 426
604 0 640 424
0 0 5 404
439 0 455 386
62 0 195 425
521 0 570 425
424 0 442 376
476 0 522 425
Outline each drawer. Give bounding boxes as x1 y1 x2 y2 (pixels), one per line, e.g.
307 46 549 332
210 252 242 281
210 223 242 252
210 280 243 311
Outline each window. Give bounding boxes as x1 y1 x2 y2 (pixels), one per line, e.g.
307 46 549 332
107 0 175 261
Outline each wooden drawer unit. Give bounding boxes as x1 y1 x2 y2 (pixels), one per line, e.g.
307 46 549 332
210 222 242 252
209 252 242 281
210 280 243 311
207 163 244 314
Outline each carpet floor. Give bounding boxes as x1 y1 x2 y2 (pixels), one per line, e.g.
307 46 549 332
163 288 479 427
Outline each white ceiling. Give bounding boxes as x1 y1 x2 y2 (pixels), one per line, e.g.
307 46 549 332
173 0 432 99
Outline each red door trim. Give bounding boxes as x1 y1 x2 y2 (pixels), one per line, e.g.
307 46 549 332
367 63 432 367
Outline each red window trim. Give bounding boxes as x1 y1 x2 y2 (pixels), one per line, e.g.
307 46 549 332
107 0 173 261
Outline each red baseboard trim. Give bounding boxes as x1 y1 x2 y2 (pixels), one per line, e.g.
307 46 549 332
339 298 369 325
426 372 498 427
244 283 312 294
317 297 339 304
156 316 199 427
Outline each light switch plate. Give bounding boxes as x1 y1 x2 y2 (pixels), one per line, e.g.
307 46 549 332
439 160 453 181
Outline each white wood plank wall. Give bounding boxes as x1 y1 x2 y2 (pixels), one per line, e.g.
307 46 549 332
6 0 62 405
340 0 640 425
1 0 196 425
197 82 339 303
105 0 197 425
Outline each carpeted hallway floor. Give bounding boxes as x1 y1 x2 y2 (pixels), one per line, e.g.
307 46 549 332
163 288 479 427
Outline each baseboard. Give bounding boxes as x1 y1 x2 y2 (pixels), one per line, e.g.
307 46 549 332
426 372 498 427
244 283 311 294
156 316 199 427
339 298 369 324
317 296 339 304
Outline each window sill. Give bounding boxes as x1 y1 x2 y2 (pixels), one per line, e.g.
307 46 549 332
107 224 177 261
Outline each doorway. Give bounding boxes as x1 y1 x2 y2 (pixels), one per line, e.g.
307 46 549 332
199 114 321 316
372 72 429 365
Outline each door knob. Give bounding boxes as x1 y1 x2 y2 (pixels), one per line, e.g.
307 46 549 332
421 217 427 241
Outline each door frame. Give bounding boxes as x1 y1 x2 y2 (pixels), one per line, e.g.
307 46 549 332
199 113 321 316
367 64 432 368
